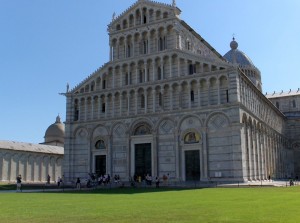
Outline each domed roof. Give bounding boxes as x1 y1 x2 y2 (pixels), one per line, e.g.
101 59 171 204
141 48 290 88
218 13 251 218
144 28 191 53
44 115 65 143
223 38 255 67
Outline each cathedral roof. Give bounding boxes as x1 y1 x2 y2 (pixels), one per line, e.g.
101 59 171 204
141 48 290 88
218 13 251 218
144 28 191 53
0 140 63 155
223 38 255 67
266 89 300 99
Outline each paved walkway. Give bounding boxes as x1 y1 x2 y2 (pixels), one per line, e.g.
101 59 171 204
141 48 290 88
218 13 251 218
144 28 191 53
0 180 297 193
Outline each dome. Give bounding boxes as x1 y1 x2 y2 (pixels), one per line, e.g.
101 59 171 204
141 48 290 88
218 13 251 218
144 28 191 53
223 38 255 67
223 38 262 91
44 115 65 145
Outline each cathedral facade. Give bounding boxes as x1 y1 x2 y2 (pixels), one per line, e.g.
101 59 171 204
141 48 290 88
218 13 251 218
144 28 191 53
63 0 298 183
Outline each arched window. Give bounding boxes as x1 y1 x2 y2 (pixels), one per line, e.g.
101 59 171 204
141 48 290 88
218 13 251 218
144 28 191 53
189 64 194 75
125 73 129 85
102 103 106 112
141 94 145 108
292 100 296 108
139 70 143 83
159 37 164 51
159 92 162 106
157 67 162 80
102 80 106 89
143 40 148 54
129 72 132 84
74 99 79 121
276 102 279 109
190 90 194 102
95 140 106 150
127 45 131 57
134 124 151 135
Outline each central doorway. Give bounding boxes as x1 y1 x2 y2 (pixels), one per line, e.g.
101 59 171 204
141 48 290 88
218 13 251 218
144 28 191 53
135 143 151 178
185 150 200 181
95 155 106 176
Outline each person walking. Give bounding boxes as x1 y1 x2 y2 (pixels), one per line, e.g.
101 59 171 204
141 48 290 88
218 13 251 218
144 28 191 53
16 175 22 192
76 177 81 190
47 174 51 184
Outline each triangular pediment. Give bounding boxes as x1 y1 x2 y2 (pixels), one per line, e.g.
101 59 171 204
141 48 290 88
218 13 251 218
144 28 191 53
108 0 180 32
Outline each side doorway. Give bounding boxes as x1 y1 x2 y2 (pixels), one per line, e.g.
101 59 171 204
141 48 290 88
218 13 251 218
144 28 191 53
185 150 200 181
95 155 106 176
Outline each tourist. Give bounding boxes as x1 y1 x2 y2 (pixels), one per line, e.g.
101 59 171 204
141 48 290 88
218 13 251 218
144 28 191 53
98 175 103 185
57 177 61 187
107 174 111 184
146 174 152 185
16 174 22 192
163 174 168 186
155 176 160 188
76 177 81 190
47 174 51 184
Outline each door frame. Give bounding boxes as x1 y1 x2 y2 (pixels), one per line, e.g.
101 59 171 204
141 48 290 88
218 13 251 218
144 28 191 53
181 145 201 181
184 150 201 181
130 135 154 177
94 155 106 176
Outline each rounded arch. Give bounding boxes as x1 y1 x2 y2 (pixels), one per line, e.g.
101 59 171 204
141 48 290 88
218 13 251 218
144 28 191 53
180 128 202 144
129 118 154 136
92 124 109 139
242 112 248 124
178 115 203 132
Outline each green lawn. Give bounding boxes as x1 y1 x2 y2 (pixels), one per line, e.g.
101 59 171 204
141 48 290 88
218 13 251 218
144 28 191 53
0 187 299 223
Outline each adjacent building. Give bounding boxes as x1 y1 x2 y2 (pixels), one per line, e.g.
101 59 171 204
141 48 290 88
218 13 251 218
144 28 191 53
0 116 64 183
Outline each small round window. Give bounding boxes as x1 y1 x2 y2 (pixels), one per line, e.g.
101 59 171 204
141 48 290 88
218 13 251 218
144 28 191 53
95 140 106 150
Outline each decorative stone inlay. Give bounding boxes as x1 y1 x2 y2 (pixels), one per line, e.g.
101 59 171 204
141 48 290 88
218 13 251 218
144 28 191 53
208 114 229 131
160 120 173 134
114 125 125 137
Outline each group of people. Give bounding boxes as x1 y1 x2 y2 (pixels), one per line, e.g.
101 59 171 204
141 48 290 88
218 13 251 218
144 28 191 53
97 174 111 185
15 174 64 191
132 173 167 188
15 172 169 191
85 173 112 188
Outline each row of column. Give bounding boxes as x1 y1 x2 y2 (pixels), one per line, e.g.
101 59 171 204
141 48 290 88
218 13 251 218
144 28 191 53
111 31 168 61
0 153 62 183
240 78 282 130
74 82 229 122
244 124 287 181
96 59 216 91
115 7 168 29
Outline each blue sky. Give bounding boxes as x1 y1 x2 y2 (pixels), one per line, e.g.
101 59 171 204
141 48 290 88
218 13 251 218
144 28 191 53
1 0 299 144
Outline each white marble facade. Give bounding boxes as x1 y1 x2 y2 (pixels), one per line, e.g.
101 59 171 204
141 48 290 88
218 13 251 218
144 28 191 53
63 0 295 183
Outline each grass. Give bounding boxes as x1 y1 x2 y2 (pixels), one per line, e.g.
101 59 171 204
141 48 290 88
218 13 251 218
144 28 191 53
0 186 299 223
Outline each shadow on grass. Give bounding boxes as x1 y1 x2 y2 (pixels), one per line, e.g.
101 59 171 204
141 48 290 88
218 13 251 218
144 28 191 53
1 182 204 194
56 186 201 195
0 183 73 191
